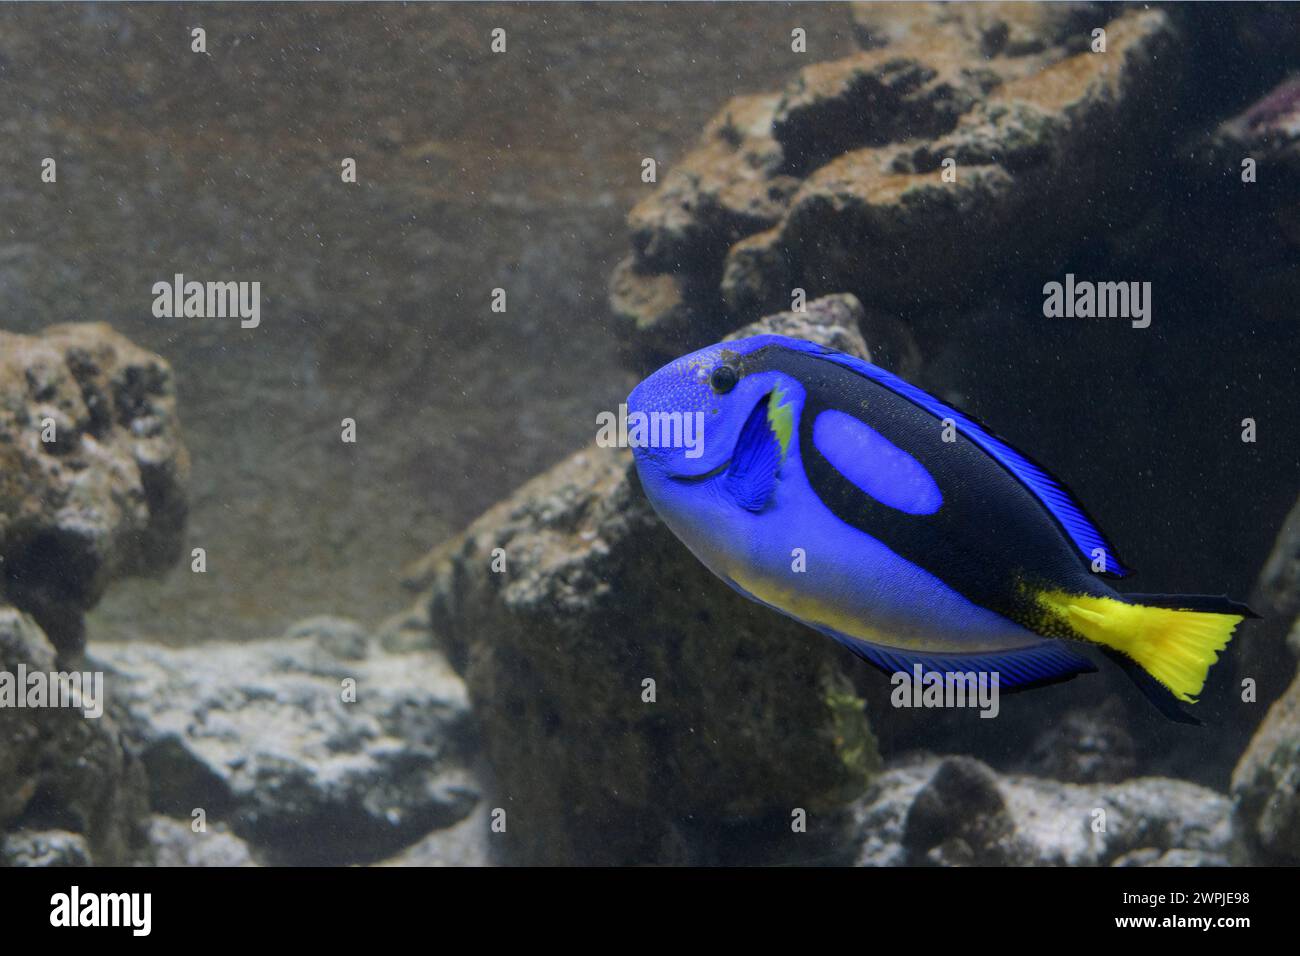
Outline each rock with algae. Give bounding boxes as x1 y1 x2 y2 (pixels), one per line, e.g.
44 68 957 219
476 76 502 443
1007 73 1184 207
1232 675 1300 865
611 3 1183 364
146 815 256 867
411 295 880 865
0 605 151 865
0 321 188 865
853 755 1238 866
1231 498 1300 865
93 616 480 865
1 829 93 867
0 322 189 655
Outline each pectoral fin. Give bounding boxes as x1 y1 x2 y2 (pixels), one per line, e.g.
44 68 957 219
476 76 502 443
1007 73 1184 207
724 392 785 512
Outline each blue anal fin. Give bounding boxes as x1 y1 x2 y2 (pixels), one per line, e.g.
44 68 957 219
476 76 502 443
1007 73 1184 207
820 627 1097 692
725 393 782 513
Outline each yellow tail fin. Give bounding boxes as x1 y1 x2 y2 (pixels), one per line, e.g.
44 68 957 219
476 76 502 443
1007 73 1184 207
1036 591 1245 703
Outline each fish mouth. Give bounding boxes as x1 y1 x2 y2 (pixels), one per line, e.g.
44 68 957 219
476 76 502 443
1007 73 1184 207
670 459 730 483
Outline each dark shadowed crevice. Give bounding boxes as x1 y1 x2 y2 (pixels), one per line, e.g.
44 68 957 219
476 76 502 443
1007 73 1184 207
2 531 98 657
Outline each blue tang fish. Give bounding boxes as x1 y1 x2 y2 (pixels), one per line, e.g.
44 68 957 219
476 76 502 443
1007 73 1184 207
626 334 1253 722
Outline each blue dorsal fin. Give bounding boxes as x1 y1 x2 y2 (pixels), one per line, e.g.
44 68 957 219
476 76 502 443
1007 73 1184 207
774 337 1131 577
821 627 1097 691
724 391 782 512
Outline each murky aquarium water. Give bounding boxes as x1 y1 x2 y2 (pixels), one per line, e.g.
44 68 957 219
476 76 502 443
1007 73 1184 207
0 0 1297 905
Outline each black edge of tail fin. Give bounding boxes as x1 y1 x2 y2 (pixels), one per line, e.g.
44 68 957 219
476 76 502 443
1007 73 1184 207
1124 593 1260 620
1101 647 1202 726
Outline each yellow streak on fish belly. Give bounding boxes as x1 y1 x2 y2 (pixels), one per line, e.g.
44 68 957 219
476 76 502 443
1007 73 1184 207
726 564 1031 655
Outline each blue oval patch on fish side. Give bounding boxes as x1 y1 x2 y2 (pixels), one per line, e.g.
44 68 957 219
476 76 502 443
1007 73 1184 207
812 409 943 515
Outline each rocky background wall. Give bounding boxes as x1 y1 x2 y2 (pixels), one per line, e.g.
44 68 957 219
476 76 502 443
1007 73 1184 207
1 3 1298 866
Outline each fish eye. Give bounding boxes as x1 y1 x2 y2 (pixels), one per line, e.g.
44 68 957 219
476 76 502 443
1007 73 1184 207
709 365 738 394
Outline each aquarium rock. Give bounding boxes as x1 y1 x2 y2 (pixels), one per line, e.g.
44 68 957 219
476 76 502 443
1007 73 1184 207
611 4 1181 363
375 801 492 867
853 754 1237 866
0 605 151 865
0 323 189 656
1212 74 1300 171
1232 662 1300 864
1250 493 1300 656
1 829 93 867
146 815 256 867
415 295 880 865
1227 493 1300 730
1109 847 1231 867
93 626 479 865
1224 490 1300 864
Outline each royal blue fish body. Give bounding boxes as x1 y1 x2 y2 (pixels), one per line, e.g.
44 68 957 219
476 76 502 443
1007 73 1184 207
626 334 1251 718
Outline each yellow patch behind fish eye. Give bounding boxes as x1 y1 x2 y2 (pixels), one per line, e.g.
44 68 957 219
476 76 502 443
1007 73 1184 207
767 387 794 460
